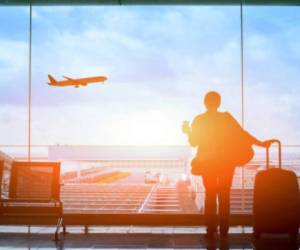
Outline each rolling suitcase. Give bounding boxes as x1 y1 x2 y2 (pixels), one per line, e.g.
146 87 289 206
253 140 300 239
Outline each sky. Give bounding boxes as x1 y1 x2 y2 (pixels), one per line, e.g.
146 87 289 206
0 6 300 146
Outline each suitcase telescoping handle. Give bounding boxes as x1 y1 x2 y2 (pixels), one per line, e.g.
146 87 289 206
266 139 282 169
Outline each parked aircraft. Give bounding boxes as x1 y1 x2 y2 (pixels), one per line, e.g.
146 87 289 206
47 74 107 88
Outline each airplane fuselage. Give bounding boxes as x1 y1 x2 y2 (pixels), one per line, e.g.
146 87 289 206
48 75 107 87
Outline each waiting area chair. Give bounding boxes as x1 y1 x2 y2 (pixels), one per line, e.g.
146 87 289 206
0 161 63 241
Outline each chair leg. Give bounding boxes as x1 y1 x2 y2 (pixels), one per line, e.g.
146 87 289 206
55 217 63 242
63 222 67 235
84 225 89 234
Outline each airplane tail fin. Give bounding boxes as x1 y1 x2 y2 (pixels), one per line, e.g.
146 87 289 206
48 74 56 84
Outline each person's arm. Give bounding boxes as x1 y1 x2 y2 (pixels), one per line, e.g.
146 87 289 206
225 112 272 148
243 130 269 147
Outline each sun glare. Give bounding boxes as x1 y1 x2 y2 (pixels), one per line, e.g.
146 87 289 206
118 111 182 145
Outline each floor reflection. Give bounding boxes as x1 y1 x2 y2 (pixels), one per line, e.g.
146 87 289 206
0 226 299 249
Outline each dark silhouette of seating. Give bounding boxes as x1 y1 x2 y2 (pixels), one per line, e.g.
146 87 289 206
0 161 63 241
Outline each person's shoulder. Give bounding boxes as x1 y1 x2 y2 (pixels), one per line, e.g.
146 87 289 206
222 111 241 127
222 111 234 119
221 111 230 116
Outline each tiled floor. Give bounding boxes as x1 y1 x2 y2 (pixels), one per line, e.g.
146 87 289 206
0 226 299 249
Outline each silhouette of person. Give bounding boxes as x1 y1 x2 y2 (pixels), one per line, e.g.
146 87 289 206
182 91 272 238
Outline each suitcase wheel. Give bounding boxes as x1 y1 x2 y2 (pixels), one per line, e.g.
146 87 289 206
289 230 299 242
253 229 260 239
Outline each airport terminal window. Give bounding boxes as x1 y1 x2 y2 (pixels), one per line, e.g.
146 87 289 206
0 7 29 197
237 6 300 214
243 6 300 194
31 6 241 146
29 6 241 214
0 7 29 149
1 5 299 216
244 6 300 145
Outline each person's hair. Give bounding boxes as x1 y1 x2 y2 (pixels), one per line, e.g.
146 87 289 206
204 91 221 110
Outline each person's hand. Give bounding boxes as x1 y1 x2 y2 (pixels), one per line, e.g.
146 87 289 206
261 139 276 148
182 121 191 134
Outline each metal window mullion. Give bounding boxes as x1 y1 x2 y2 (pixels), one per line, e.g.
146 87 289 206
28 3 32 161
240 0 246 216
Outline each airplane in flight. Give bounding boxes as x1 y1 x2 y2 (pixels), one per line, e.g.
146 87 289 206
47 74 108 88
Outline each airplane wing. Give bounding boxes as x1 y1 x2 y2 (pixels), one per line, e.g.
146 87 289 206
62 75 109 87
63 75 75 81
62 75 84 86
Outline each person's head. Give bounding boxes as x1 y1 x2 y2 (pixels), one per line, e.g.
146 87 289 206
204 91 221 111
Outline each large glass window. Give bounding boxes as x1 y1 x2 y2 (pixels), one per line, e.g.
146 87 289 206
244 7 300 145
1 4 299 217
243 6 300 187
31 6 241 146
0 6 29 198
0 7 29 148
30 6 241 214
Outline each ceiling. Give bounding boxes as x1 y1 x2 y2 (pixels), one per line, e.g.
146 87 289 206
1 0 300 5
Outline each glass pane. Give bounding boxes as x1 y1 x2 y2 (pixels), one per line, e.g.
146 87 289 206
243 6 300 214
244 7 300 145
0 7 29 197
0 7 29 146
31 6 241 214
